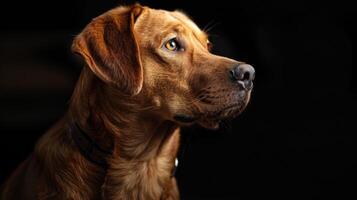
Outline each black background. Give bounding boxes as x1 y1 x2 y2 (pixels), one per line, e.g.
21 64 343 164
0 0 356 199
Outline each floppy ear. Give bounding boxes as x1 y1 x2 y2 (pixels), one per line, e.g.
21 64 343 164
72 5 144 95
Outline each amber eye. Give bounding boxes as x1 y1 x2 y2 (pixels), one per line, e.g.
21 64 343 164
164 38 180 51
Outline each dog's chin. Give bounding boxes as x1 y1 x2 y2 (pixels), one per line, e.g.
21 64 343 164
173 91 252 129
197 97 251 130
197 118 221 130
173 115 220 130
173 103 247 130
197 106 244 130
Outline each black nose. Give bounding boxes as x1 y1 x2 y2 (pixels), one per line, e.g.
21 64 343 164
229 64 255 90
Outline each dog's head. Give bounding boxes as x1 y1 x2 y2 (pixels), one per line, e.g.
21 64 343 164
72 5 255 129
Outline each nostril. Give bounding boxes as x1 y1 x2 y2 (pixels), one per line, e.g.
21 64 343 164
243 71 250 81
229 69 237 81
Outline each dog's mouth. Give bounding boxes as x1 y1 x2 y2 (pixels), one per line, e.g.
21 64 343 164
173 114 197 123
173 89 252 129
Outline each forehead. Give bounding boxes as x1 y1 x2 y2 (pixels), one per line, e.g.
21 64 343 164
135 7 208 42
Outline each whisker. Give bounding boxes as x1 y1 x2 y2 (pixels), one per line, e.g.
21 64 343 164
203 20 216 32
203 21 221 33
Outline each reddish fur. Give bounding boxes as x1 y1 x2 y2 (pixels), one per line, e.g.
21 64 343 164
1 4 252 200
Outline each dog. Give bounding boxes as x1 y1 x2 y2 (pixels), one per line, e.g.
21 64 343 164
1 4 255 200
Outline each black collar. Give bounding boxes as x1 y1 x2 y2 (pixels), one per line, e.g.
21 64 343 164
69 122 179 176
69 122 113 168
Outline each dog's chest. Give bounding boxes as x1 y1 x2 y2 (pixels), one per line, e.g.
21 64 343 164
102 156 177 199
102 130 180 199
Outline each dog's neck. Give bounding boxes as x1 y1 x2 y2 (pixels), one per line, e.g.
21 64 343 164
68 68 181 198
69 67 180 164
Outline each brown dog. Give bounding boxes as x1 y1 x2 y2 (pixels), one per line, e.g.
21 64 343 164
1 4 255 200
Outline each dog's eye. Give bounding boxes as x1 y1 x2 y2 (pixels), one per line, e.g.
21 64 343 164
164 38 181 51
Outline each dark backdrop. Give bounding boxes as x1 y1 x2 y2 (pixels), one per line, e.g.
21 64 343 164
0 0 356 199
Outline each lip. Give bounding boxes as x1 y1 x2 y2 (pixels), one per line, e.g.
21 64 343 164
173 114 197 123
205 103 241 119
